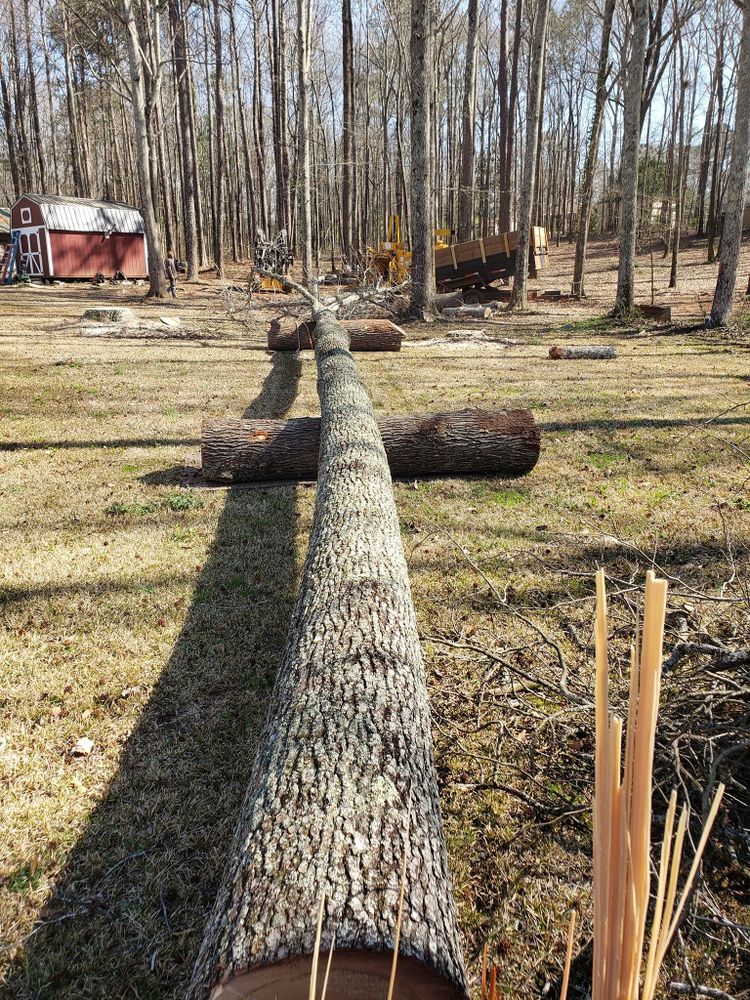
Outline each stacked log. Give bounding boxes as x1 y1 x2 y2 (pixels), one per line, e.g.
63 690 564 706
202 408 541 483
268 317 404 351
188 309 468 1000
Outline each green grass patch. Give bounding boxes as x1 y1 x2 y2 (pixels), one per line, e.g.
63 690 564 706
163 491 204 512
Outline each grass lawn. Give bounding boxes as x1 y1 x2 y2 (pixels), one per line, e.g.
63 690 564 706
1 245 749 998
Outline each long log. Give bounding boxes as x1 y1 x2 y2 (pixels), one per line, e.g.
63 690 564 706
434 291 465 311
439 305 493 319
268 317 404 351
201 408 541 483
188 308 468 999
548 344 616 359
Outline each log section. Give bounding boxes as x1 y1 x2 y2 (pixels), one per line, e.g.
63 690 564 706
188 309 468 999
202 408 541 483
268 317 404 351
548 345 616 359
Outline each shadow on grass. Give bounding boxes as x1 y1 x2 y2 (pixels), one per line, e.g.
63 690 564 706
2 353 303 999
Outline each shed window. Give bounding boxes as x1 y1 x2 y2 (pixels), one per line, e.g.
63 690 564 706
20 207 31 224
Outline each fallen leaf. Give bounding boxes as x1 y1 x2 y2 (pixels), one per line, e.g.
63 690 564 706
71 737 94 756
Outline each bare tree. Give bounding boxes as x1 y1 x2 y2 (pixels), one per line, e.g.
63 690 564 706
510 0 550 309
614 0 650 315
457 0 479 241
297 0 315 288
409 0 435 316
122 0 165 296
709 0 750 325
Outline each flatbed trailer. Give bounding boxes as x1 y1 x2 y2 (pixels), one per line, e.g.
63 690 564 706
434 226 548 301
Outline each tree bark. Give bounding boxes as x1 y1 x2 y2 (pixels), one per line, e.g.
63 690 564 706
202 408 541 483
510 0 550 309
213 0 225 277
188 309 468 1000
409 0 436 316
168 0 199 279
268 318 404 352
571 0 616 297
709 2 750 326
457 0 479 241
614 0 650 315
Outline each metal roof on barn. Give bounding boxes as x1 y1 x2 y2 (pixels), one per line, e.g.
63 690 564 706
20 194 144 234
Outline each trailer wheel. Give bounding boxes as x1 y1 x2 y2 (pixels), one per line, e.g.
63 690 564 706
463 289 482 305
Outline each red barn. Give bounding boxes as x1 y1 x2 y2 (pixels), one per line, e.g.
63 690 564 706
10 194 148 280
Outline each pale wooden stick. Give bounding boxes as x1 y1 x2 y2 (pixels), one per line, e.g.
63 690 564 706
481 942 489 1000
386 806 412 1000
489 966 498 1000
308 893 326 1000
320 930 336 1000
593 569 609 1000
642 789 678 1000
560 911 577 1000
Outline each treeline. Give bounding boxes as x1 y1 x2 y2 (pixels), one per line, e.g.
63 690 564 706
0 0 748 315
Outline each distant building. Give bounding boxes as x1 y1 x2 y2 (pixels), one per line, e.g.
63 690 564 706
743 204 750 231
10 194 147 279
0 207 10 243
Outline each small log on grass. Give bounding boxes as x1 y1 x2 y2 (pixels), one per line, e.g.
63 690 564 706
549 345 616 359
439 305 493 320
189 303 467 999
81 307 135 323
268 317 403 351
434 291 465 311
202 408 540 483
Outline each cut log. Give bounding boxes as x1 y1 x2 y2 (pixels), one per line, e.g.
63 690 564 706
268 317 403 351
549 345 616 359
202 407 540 483
439 305 492 319
188 309 468 1000
638 303 672 321
434 291 465 311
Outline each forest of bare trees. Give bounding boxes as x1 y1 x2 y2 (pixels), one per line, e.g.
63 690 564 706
0 0 748 313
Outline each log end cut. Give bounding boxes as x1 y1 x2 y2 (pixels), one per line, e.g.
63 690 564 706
208 951 466 1000
548 344 616 359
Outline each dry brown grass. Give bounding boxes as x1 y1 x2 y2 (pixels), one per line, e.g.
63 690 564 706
1 239 748 999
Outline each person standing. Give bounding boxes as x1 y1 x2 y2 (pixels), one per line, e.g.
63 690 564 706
164 250 178 298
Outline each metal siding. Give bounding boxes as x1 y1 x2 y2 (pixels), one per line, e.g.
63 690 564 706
49 231 148 278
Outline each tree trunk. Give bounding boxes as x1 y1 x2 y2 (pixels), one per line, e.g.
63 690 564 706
213 0 225 277
122 0 165 297
409 0 436 316
614 0 650 315
549 345 616 359
457 0 479 241
268 318 404 352
571 0 616 297
341 0 355 261
710 2 750 326
187 309 468 1000
168 0 199 279
297 0 315 287
510 0 550 309
202 408 541 483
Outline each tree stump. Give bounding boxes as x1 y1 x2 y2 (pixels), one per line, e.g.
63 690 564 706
201 408 541 483
188 310 468 1000
81 307 135 323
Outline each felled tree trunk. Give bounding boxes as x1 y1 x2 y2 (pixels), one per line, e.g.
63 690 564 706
549 345 616 359
439 305 493 319
268 317 404 351
202 407 541 483
434 291 465 311
188 309 468 1000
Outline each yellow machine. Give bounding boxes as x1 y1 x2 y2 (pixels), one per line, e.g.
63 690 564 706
368 215 412 285
368 215 454 285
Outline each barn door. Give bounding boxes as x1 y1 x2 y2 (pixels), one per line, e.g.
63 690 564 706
19 229 43 275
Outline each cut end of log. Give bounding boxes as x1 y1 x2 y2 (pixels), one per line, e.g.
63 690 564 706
208 950 466 1000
